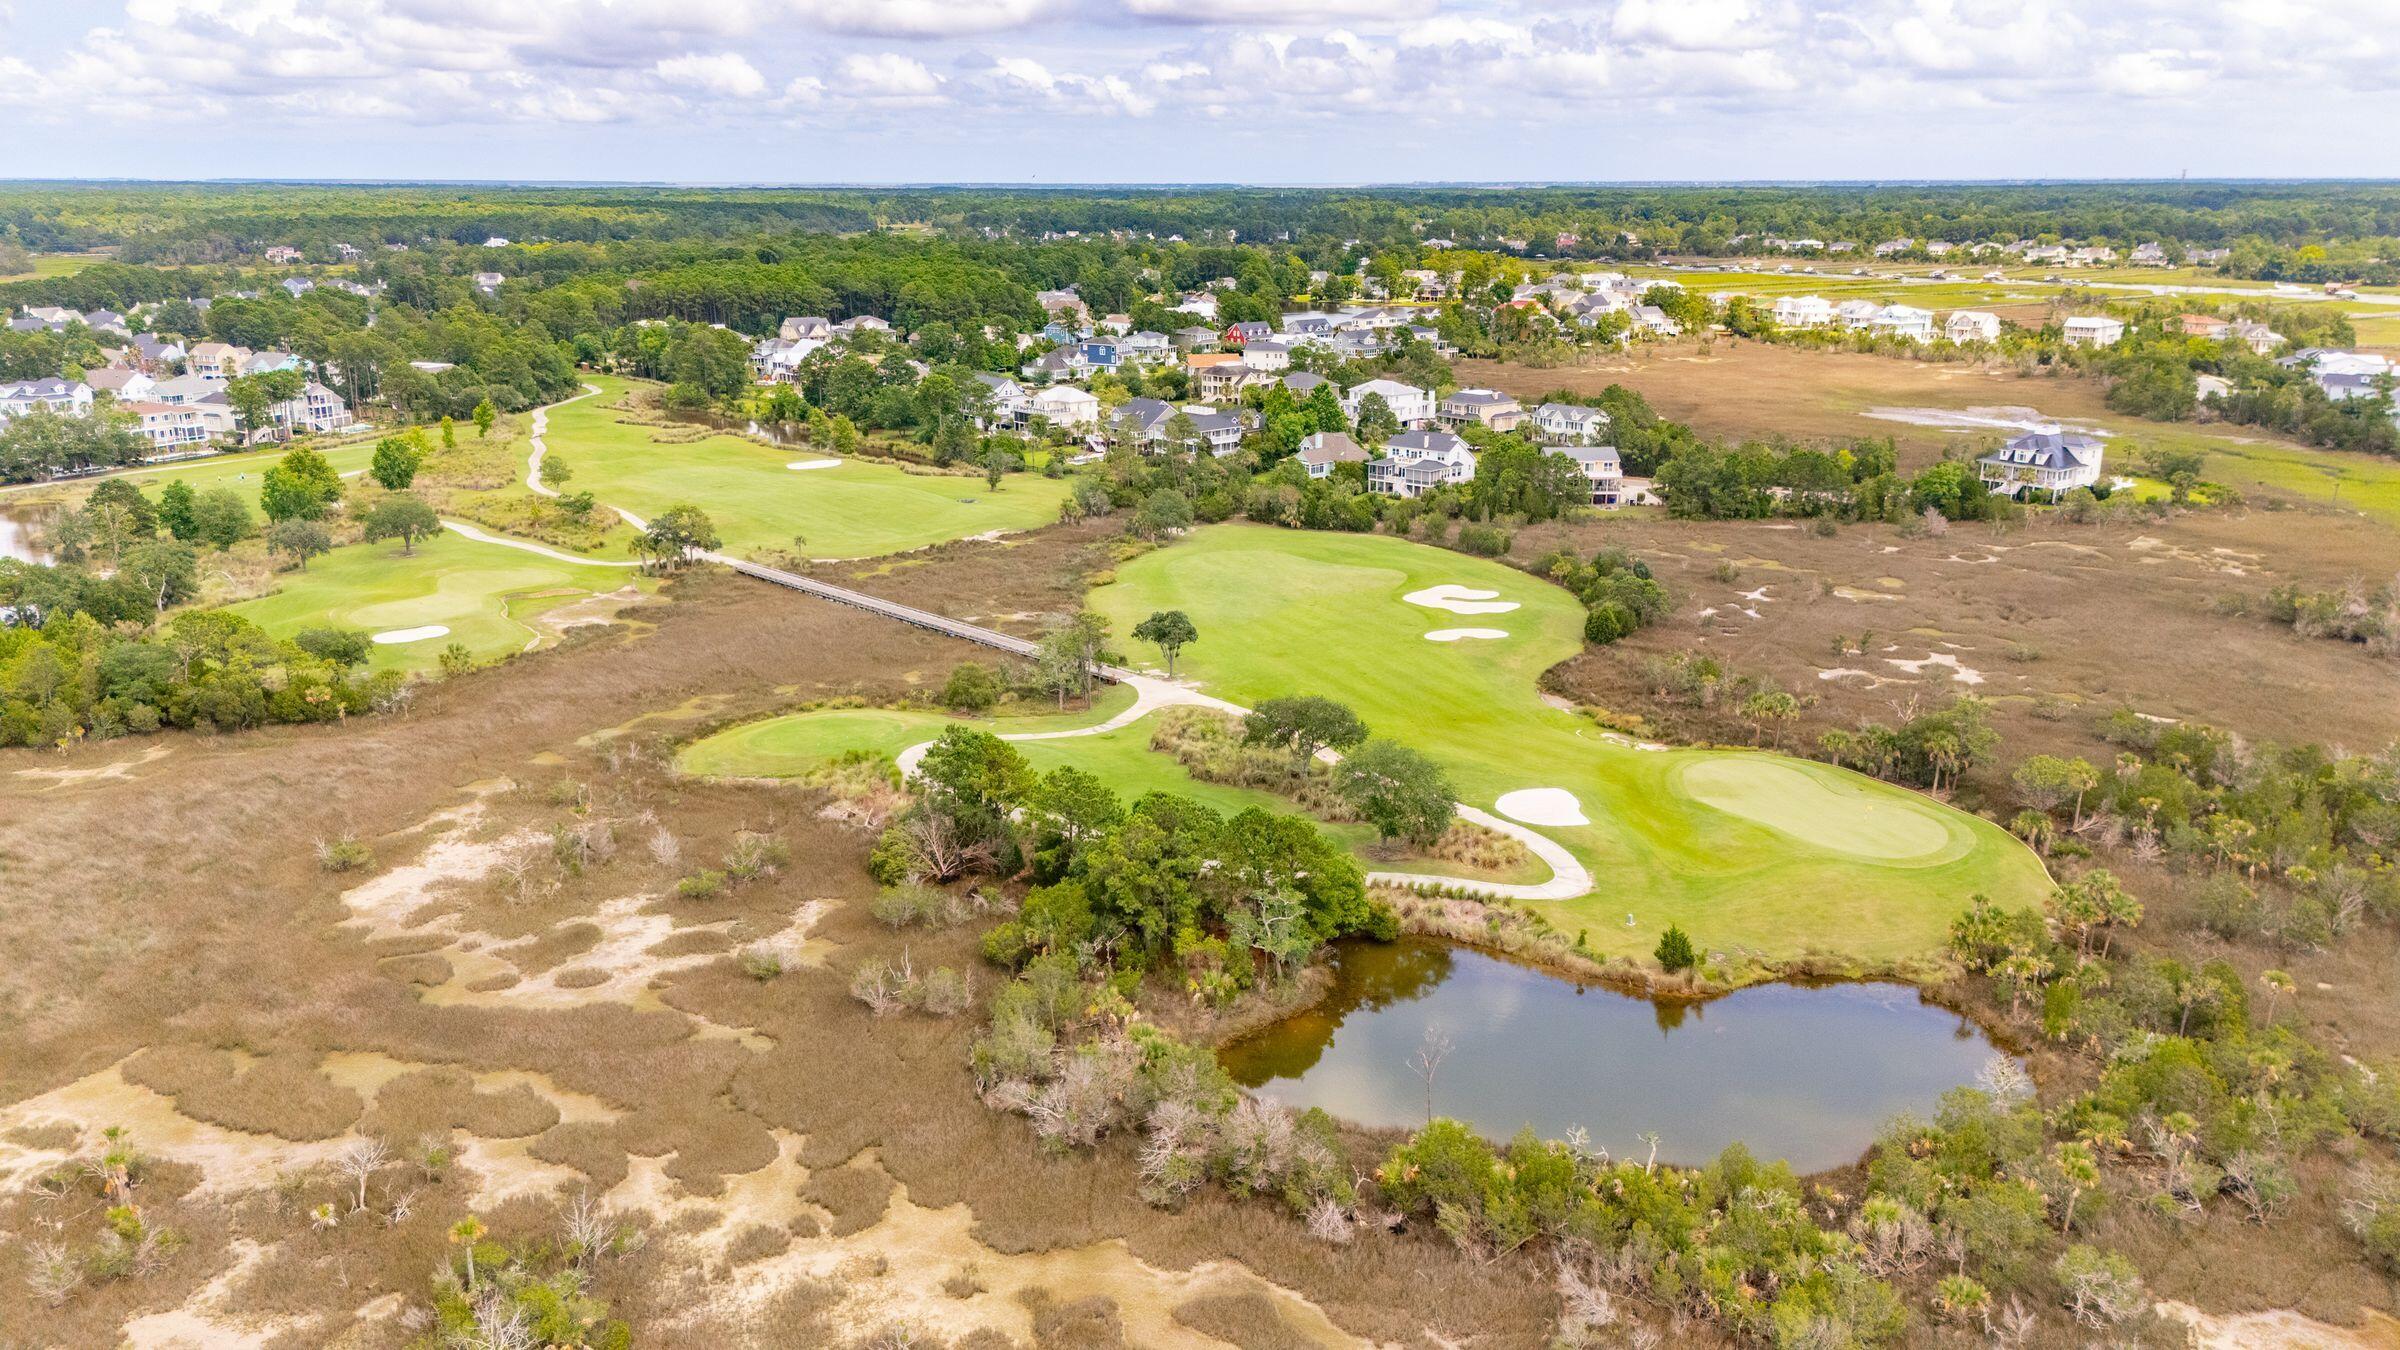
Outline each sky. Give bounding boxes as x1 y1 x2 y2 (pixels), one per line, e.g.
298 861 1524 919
2 0 2395 185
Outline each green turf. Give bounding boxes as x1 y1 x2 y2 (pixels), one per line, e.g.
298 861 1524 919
0 439 380 506
524 376 1076 559
1084 525 2052 963
226 530 645 674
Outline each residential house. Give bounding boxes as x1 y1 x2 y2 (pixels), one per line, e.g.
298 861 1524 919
1868 304 1935 342
832 315 893 339
1075 339 1123 377
2195 374 2234 403
1977 427 2104 499
1239 339 1290 372
81 309 131 336
1280 372 1329 398
1946 311 2001 343
1120 331 1171 364
131 334 185 370
1189 361 1257 403
242 350 302 377
1834 299 1884 329
1543 444 1630 506
780 316 834 342
271 381 354 435
2062 316 2125 348
2225 321 2285 355
84 368 157 402
473 272 505 294
750 336 825 383
0 378 94 420
262 245 304 264
150 374 223 406
1171 325 1219 350
280 277 316 298
1531 402 1610 443
483 237 510 248
1632 304 1681 337
1026 383 1099 430
2022 245 2069 265
1113 398 1253 455
1171 293 1219 322
121 401 215 453
1296 431 1367 478
1772 295 1835 328
2131 243 2169 266
2191 248 2232 265
969 372 1031 428
2177 314 2231 339
186 342 247 380
1222 320 1274 346
1342 378 1434 428
407 360 455 374
1021 346 1089 384
2068 246 2117 267
1368 430 1476 498
1438 388 1523 431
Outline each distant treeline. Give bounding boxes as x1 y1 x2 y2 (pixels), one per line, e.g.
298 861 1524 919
6 182 2400 278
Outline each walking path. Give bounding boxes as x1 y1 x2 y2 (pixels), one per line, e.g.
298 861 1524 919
437 519 642 567
524 383 601 499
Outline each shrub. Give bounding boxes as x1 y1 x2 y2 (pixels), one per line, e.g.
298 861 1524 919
737 944 784 981
1454 523 1511 557
942 662 1001 713
870 883 971 930
317 835 373 873
675 870 727 901
1654 924 1697 972
2052 1244 2144 1327
723 833 789 882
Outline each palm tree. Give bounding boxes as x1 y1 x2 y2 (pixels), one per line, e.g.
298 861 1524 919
2053 1141 2100 1233
2258 969 2295 1025
449 1214 488 1287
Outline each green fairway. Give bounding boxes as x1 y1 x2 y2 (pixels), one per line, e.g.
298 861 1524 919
227 530 644 674
525 377 1075 559
1086 525 2052 964
0 439 379 506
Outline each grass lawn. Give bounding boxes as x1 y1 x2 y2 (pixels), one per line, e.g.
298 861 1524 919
525 377 1075 559
226 530 645 675
1086 525 2052 964
0 252 105 282
0 439 380 507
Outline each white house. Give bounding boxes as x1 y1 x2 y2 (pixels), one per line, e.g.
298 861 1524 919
1240 340 1291 372
270 381 354 435
121 400 215 453
1977 427 2104 499
473 272 505 294
1026 383 1099 429
1531 402 1611 443
1772 295 1835 328
0 378 93 420
970 372 1031 428
1834 299 1884 329
84 368 158 402
1368 430 1477 498
1341 378 1434 428
1869 305 1935 342
1543 444 1631 506
780 316 834 342
2063 316 2125 348
1946 311 2001 344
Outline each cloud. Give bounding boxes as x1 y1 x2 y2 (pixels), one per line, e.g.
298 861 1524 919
655 52 768 97
1120 0 1435 21
786 0 1060 36
837 51 945 101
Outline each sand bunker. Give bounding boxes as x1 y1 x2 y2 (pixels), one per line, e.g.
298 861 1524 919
786 458 841 471
372 624 451 644
1495 788 1589 827
1403 584 1519 615
1424 627 1508 642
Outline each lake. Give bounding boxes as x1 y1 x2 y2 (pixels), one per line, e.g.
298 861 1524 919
1219 939 2011 1173
0 502 54 565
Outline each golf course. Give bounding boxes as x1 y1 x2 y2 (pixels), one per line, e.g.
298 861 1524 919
683 524 2051 964
520 376 1077 558
227 529 647 674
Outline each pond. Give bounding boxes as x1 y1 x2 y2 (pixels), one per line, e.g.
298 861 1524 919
0 502 55 566
1219 939 2013 1173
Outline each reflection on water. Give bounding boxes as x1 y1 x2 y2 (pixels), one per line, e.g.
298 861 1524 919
0 503 56 566
1219 938 2011 1173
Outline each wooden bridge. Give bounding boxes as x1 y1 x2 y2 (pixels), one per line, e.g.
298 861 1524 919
714 556 1130 682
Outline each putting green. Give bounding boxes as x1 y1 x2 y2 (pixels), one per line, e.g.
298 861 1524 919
1677 759 1962 863
521 376 1076 559
227 531 643 675
1087 525 2050 964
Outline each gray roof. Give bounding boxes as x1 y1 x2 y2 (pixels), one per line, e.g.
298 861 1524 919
1386 430 1469 458
1544 444 1621 467
1297 432 1366 465
1443 389 1515 407
1281 372 1328 393
1981 430 2103 471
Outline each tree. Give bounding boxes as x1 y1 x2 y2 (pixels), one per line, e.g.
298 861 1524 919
1129 488 1193 540
189 487 255 549
223 369 303 443
2013 754 2100 827
2258 968 2294 1024
932 418 976 466
157 480 197 542
1131 610 1197 677
1739 689 1800 747
635 504 720 571
1244 695 1368 769
1335 739 1454 847
120 538 197 613
266 518 332 570
1654 924 1697 973
369 435 422 491
472 399 497 438
295 627 372 668
363 494 440 555
80 479 156 567
440 415 457 448
260 444 343 522
982 446 1008 490
542 454 572 488
941 661 1000 713
1037 610 1111 701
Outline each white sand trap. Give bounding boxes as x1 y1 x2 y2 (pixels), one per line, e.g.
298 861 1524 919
1425 627 1508 642
1495 788 1589 827
1404 584 1520 615
373 625 451 645
785 458 841 471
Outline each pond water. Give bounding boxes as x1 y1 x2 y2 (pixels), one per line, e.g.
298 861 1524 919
1220 939 2012 1173
0 503 55 565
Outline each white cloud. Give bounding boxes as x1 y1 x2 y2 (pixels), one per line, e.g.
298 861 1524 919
837 51 945 101
1121 0 1434 21
655 52 767 97
786 0 1059 36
